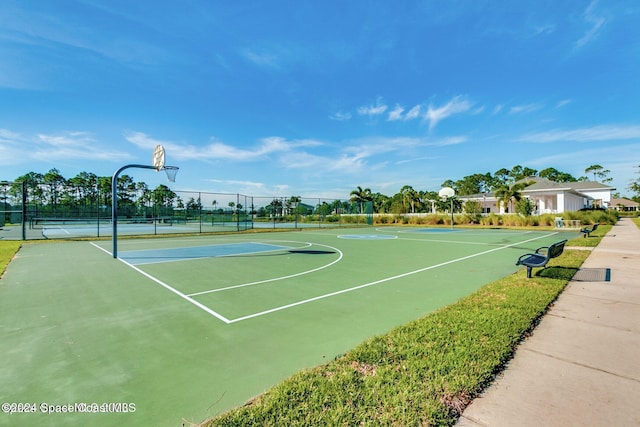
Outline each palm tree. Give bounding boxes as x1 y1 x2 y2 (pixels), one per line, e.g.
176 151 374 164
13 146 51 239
494 182 528 213
349 186 372 213
400 185 420 213
371 192 390 213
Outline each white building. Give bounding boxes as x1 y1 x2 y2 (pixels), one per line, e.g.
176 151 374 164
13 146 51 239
460 177 615 214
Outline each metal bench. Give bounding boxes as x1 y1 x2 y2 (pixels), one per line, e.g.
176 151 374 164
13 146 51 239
516 239 568 278
580 222 599 238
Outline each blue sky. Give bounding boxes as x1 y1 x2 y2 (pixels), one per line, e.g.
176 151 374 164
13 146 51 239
1 0 639 198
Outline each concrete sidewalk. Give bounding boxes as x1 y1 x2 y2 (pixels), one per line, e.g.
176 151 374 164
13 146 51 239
456 217 640 427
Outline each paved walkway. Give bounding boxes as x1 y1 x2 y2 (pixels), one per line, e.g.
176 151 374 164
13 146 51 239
456 218 640 427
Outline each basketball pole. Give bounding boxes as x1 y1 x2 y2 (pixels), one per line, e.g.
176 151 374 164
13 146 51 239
438 187 456 230
450 197 454 229
111 164 157 259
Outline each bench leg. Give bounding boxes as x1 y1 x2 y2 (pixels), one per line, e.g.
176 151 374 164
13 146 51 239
526 266 532 278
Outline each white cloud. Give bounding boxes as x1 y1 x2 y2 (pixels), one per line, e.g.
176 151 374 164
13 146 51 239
278 149 368 174
387 105 405 121
424 96 473 130
509 103 543 114
518 125 640 143
357 99 388 116
492 104 503 115
396 155 438 165
125 131 322 162
279 151 325 169
1 129 132 166
575 0 606 49
329 111 352 121
532 24 556 36
32 132 130 161
124 130 173 149
208 179 265 189
0 130 26 165
556 99 572 108
242 49 281 68
331 154 368 170
37 131 94 147
0 129 22 140
404 105 421 120
428 136 468 146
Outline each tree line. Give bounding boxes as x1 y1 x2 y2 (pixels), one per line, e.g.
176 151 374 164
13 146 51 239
0 169 179 218
349 164 629 215
1 163 637 219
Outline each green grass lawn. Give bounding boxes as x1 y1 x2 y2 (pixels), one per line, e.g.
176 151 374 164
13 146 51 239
0 240 21 277
563 224 611 247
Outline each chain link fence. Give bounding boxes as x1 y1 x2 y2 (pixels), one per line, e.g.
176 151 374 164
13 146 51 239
0 181 372 240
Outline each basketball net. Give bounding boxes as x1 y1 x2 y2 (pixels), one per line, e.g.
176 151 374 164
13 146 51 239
153 145 179 183
162 166 179 183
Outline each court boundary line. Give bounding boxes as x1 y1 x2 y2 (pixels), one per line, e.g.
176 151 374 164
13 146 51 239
124 242 299 266
225 231 559 323
187 242 343 297
374 227 540 235
90 231 558 325
90 242 232 324
393 233 537 247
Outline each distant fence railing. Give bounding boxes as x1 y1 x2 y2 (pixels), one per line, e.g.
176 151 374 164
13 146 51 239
0 182 371 240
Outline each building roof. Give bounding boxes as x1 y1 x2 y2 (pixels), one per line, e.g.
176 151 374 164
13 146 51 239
610 198 639 208
517 176 615 193
568 181 616 192
519 177 572 191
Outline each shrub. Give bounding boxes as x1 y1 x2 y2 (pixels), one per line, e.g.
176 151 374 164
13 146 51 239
463 201 482 223
479 214 501 226
376 215 390 224
515 198 535 216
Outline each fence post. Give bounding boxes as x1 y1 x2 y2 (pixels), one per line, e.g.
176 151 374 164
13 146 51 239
199 192 203 233
21 181 26 240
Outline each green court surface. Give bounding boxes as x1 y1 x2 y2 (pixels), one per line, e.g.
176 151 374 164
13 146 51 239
0 227 577 426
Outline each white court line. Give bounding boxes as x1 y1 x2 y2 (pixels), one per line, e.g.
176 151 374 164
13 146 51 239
374 227 537 235
226 232 558 324
89 242 232 324
129 242 302 266
43 226 71 235
188 242 343 296
392 232 536 246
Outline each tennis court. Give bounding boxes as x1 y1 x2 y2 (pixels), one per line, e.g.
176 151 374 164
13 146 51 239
28 217 254 239
0 226 577 426
27 217 343 239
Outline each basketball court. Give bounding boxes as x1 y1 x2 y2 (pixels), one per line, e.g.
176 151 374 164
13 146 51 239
0 225 579 426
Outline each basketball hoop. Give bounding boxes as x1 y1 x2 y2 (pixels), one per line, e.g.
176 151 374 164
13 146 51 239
162 165 179 183
152 144 179 182
111 144 179 259
438 186 455 201
439 187 456 229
